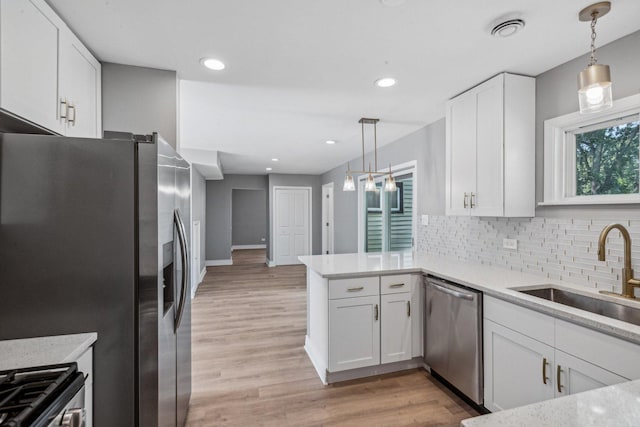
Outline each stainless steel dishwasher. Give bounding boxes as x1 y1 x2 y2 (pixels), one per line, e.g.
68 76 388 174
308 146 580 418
424 276 483 405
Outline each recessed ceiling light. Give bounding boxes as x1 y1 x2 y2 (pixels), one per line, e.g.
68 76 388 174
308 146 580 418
325 140 337 145
375 77 396 88
201 58 226 71
271 158 279 162
266 167 273 171
380 0 406 6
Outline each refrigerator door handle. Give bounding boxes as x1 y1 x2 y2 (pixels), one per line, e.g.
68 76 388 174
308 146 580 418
174 209 189 331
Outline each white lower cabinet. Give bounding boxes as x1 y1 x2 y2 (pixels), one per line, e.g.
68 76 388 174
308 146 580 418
380 292 412 364
484 296 638 413
484 320 554 412
329 295 380 371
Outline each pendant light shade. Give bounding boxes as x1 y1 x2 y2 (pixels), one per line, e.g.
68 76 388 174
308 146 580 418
343 174 355 191
384 165 397 192
365 172 377 192
577 2 613 114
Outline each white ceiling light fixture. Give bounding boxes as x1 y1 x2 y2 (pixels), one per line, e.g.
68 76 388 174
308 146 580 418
271 158 279 162
490 19 525 37
375 77 397 88
266 167 272 171
577 2 613 114
380 0 406 7
325 140 337 145
201 58 226 71
343 118 396 193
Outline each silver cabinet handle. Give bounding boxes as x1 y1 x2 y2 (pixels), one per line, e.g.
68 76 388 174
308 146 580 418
428 281 474 301
347 286 364 292
389 283 405 288
60 98 68 121
68 104 76 126
557 365 564 393
542 357 549 385
463 192 468 208
374 304 379 321
470 192 476 208
407 301 411 317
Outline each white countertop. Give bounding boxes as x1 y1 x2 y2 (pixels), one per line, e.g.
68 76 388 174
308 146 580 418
0 333 97 371
299 251 640 344
461 379 640 427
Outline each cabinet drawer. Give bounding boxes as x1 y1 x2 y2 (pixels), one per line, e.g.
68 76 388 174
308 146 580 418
484 296 554 346
555 319 640 380
329 276 379 299
381 274 413 294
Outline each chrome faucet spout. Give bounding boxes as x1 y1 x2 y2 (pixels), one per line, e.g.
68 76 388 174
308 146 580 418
597 223 637 299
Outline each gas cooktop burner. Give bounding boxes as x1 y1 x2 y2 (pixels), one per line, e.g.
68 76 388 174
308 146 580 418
0 363 83 427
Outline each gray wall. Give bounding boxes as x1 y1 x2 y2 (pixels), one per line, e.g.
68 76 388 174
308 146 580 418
205 175 268 261
267 174 323 261
232 189 267 246
320 121 446 254
191 168 206 273
102 63 178 148
535 29 640 220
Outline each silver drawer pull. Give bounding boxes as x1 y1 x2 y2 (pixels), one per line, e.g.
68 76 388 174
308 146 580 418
347 286 364 292
389 283 405 288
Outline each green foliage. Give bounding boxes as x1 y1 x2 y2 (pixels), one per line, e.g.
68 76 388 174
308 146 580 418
576 120 640 196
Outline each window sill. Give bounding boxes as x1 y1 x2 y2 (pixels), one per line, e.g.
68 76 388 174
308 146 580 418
538 199 640 207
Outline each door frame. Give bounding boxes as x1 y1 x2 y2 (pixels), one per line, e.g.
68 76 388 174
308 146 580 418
322 182 334 255
357 160 417 253
272 186 313 266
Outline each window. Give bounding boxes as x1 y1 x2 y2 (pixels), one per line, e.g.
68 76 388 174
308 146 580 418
543 93 640 205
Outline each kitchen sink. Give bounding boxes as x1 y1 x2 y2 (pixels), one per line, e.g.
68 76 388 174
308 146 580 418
517 287 640 327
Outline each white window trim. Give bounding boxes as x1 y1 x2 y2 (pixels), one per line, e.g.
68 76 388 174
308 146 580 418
357 160 417 253
542 93 640 206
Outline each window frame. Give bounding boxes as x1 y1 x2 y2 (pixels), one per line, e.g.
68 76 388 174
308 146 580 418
542 93 640 206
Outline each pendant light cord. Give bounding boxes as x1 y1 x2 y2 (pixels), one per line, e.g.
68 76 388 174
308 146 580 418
589 12 598 66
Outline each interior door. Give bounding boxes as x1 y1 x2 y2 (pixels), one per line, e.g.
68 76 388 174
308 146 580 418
275 188 310 265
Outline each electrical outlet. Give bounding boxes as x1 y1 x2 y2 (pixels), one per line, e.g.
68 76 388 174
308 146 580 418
421 215 429 226
503 238 517 250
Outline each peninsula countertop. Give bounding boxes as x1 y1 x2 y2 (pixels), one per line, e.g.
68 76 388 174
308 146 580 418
0 332 97 371
298 251 640 345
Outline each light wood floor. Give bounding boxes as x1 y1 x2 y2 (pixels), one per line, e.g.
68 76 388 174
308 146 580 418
232 248 267 265
186 250 478 426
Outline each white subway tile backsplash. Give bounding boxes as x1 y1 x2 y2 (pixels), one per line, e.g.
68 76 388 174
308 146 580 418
417 216 640 290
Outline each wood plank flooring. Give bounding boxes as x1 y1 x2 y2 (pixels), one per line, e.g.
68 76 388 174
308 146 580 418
186 250 478 426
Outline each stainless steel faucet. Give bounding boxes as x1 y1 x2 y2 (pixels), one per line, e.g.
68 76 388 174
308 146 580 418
597 223 640 299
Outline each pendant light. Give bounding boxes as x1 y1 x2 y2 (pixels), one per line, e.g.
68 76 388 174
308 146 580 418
342 118 398 192
577 2 613 114
343 162 355 191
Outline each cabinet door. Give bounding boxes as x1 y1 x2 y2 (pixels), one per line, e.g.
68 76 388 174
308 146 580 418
0 0 65 134
329 295 380 372
59 32 101 138
381 293 411 364
484 320 555 412
445 93 476 216
555 350 627 397
473 75 504 216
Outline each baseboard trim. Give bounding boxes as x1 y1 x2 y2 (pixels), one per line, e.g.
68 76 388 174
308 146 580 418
191 266 207 299
232 244 266 250
325 357 424 384
304 337 327 385
267 259 276 267
205 259 233 266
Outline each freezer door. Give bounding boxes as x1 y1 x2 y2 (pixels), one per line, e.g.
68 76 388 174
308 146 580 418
174 153 192 427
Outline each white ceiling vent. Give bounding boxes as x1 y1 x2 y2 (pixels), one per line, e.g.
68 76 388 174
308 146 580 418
491 19 525 37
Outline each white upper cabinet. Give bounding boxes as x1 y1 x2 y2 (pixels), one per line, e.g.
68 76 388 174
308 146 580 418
0 0 101 137
446 73 535 217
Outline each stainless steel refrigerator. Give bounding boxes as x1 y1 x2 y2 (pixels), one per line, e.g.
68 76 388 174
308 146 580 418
0 128 192 426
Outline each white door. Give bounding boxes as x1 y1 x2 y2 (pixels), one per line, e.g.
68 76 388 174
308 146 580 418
0 0 64 134
473 76 504 216
555 350 627 397
322 183 334 255
275 188 310 265
59 32 101 138
484 320 555 412
192 221 201 292
446 93 476 216
380 292 412 364
329 295 380 372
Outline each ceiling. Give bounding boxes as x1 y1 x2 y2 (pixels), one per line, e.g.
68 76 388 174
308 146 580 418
48 0 640 176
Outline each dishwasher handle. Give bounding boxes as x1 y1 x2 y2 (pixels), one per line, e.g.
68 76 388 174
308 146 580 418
428 280 475 301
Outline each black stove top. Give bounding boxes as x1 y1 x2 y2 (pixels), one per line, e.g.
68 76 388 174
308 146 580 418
0 363 84 427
